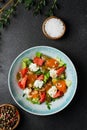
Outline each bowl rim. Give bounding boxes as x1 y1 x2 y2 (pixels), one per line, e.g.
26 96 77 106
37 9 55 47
8 46 78 116
42 16 66 40
0 103 20 129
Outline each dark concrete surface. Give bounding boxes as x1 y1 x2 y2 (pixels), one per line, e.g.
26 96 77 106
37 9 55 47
0 0 87 130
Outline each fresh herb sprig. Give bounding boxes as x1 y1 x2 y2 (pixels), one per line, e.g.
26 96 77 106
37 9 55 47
46 101 51 110
0 0 59 29
20 0 35 10
34 0 46 15
47 0 58 16
0 0 19 28
21 0 58 16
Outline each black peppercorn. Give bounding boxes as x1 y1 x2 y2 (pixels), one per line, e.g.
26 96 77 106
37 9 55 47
0 104 20 130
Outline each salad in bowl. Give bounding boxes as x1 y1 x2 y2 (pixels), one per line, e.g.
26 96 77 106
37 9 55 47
16 51 71 109
8 46 77 115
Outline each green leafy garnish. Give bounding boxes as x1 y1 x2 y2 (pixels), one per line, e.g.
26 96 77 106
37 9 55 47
46 101 51 110
35 69 42 75
51 98 56 102
22 93 26 97
33 87 40 91
44 71 50 83
26 97 40 104
22 57 32 68
31 98 40 104
36 52 42 58
59 74 66 79
21 61 27 68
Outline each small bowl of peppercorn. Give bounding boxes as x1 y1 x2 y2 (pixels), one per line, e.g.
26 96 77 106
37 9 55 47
0 104 20 130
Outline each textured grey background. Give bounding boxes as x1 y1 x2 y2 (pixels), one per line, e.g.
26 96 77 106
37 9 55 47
0 0 87 130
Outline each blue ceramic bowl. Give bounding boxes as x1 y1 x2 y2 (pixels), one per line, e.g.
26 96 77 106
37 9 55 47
8 46 77 116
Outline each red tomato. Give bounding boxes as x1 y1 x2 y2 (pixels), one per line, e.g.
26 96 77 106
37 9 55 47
18 75 28 89
53 91 64 98
37 74 44 80
56 66 66 76
20 68 28 77
45 58 58 68
33 57 44 66
39 92 46 103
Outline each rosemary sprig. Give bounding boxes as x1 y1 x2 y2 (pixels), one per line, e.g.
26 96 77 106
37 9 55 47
0 0 19 28
21 0 35 10
47 0 58 16
33 0 46 15
0 0 59 29
21 0 58 16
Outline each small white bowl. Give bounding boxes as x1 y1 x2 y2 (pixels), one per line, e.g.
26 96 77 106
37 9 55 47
42 16 66 40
